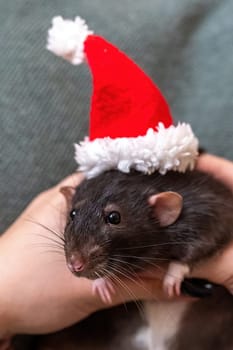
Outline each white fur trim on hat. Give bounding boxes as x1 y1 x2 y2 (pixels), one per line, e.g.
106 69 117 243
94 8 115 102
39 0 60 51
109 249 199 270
74 123 199 178
47 16 93 65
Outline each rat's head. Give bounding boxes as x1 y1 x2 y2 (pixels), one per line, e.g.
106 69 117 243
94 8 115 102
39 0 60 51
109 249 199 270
62 171 183 280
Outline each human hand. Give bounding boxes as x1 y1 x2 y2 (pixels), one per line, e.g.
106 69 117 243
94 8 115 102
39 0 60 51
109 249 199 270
0 174 164 337
192 154 233 291
197 153 233 192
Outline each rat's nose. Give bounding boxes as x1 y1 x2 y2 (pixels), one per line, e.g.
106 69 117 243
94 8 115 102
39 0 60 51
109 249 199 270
67 253 85 273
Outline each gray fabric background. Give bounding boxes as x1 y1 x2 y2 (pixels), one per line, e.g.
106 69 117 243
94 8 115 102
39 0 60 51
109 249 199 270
1 0 233 232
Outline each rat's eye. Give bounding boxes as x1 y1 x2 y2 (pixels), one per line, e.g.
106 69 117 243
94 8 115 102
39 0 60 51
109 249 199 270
69 209 76 220
106 211 121 225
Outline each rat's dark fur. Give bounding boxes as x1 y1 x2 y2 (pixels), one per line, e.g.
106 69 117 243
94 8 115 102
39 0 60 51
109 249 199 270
13 169 233 350
172 287 233 350
62 169 233 350
64 169 233 280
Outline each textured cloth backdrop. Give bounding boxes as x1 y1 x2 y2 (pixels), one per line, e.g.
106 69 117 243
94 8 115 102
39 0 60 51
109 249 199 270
1 0 233 232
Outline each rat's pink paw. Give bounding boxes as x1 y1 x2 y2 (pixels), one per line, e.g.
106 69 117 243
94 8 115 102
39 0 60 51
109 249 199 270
92 278 115 304
163 262 190 298
163 274 182 297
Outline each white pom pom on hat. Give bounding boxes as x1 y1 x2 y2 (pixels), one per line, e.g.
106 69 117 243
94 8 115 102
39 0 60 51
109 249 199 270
47 16 199 178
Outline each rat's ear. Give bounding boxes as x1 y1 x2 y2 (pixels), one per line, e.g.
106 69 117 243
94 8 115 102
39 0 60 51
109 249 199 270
148 191 183 227
60 186 76 208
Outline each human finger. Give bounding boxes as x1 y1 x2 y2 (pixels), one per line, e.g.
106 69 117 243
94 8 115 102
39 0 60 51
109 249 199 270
197 154 233 191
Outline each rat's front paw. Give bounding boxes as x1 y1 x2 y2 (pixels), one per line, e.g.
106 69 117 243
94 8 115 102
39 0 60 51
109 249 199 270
163 262 190 298
92 277 115 304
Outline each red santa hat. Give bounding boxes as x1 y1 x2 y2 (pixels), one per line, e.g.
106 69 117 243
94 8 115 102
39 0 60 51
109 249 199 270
47 16 198 178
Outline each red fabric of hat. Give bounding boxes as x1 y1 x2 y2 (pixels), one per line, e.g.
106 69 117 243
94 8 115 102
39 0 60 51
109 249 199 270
84 35 172 140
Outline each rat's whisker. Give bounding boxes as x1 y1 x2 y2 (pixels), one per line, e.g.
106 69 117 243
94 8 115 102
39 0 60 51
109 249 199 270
120 242 187 250
30 243 65 253
30 240 65 253
25 217 65 242
120 240 224 250
103 266 145 317
45 256 66 264
110 256 165 275
27 231 65 253
100 268 129 312
109 257 166 281
39 249 65 257
107 262 162 306
109 257 142 276
95 271 102 279
113 254 169 261
107 263 149 315
33 233 65 248
108 259 139 279
94 269 118 305
98 239 111 249
30 241 63 248
109 257 146 274
108 262 152 296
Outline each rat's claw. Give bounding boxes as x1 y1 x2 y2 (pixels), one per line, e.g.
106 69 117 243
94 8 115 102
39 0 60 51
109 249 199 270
103 287 112 304
163 274 177 298
98 286 108 303
163 261 190 298
105 279 116 294
92 277 115 304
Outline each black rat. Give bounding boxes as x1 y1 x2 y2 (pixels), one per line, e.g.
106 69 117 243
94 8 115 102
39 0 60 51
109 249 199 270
61 168 233 350
63 169 233 298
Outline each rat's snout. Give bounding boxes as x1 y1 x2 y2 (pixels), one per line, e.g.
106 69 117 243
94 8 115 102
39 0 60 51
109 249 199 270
66 244 107 278
67 252 86 273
